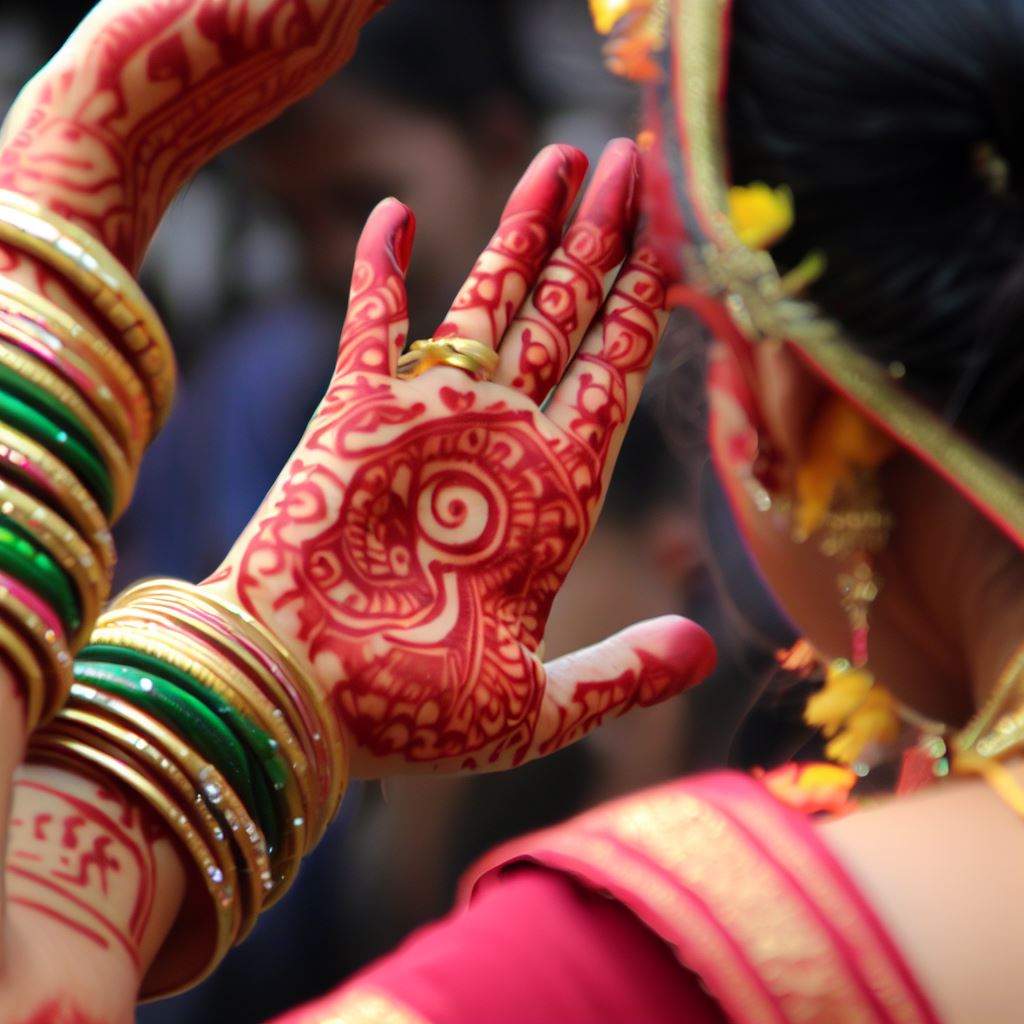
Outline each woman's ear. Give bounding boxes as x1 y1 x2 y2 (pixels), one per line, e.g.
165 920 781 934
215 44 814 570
752 340 826 474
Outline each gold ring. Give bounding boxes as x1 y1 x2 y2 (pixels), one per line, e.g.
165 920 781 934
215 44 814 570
397 337 500 381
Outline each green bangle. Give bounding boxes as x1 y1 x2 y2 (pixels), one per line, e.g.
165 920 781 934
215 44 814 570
0 361 104 463
71 660 280 861
0 517 80 633
78 643 287 854
72 659 259 815
0 387 113 516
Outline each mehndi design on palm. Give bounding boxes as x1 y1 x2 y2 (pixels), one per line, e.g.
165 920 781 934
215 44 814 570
207 141 715 776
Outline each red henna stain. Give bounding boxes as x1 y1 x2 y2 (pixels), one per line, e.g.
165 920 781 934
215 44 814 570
8 896 112 955
147 33 192 88
435 146 587 346
1 0 385 266
61 815 85 848
8 780 161 965
439 387 475 413
229 231 675 769
53 835 121 895
503 141 640 404
12 996 107 1024
539 642 713 758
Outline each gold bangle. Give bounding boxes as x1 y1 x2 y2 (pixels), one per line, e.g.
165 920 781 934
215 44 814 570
123 577 347 835
0 618 46 732
0 581 71 726
125 594 327 839
88 620 309 902
122 589 339 843
63 687 272 933
27 732 235 1000
0 190 175 434
0 478 108 645
0 337 136 517
96 606 318 845
0 422 114 569
397 337 500 381
0 280 150 460
44 708 242 942
56 699 250 930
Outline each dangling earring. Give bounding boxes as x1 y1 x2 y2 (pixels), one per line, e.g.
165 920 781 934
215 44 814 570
798 400 903 765
794 397 893 669
741 395 902 766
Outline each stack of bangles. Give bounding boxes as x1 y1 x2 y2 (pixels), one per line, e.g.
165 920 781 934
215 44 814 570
0 190 175 729
0 193 350 993
29 578 347 997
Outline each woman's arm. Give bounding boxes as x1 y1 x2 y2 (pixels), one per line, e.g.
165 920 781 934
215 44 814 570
0 0 390 271
0 4 395 1017
0 764 185 1024
821 763 1024 1024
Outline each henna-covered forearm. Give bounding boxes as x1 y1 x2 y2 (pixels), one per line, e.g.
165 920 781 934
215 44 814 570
1 765 185 1023
0 0 390 270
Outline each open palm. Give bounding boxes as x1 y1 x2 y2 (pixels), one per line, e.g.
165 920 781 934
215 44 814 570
208 142 715 776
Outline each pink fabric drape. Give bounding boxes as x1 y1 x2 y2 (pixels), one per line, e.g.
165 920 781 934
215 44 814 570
271 866 724 1024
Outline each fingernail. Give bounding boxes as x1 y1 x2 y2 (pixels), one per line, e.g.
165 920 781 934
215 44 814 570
393 208 416 273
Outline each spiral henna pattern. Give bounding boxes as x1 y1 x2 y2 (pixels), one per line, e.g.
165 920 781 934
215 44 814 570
238 394 588 765
228 193 687 769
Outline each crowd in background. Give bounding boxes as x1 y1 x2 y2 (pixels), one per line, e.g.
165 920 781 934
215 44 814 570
0 3 806 1020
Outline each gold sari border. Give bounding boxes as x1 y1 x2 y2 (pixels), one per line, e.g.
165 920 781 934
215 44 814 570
462 773 940 1024
669 0 1024 550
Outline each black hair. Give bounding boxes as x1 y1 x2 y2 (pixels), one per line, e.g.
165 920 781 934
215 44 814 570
727 0 1024 473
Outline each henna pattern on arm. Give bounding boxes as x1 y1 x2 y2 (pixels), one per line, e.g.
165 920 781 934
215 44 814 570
6 778 162 969
0 0 390 269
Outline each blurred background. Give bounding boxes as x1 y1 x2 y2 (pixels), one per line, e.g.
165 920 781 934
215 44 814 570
1 2 812 1020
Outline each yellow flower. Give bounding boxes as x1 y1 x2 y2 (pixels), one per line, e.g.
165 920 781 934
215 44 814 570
589 0 635 34
805 661 873 736
806 661 900 766
756 762 857 815
728 183 794 250
794 399 895 538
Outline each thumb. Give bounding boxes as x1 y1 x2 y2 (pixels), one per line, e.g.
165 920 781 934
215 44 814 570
516 615 717 767
333 197 416 379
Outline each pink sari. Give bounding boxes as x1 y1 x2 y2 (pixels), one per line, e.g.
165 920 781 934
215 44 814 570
271 773 939 1023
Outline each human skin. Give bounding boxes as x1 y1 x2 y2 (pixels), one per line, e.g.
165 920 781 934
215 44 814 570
0 4 392 1018
205 143 716 778
707 327 1024 1023
0 4 719 1019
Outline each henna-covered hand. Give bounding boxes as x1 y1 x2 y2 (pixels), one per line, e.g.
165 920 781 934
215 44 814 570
207 142 716 776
